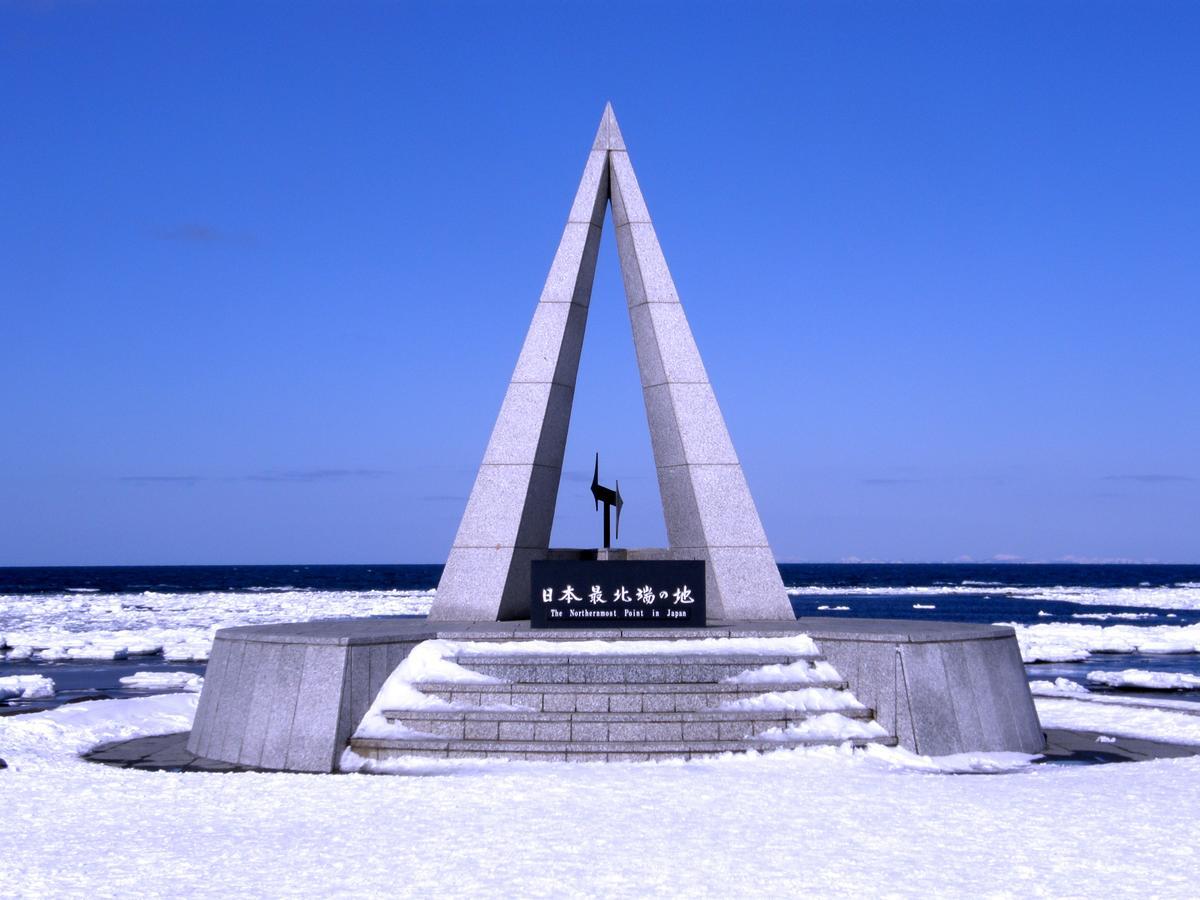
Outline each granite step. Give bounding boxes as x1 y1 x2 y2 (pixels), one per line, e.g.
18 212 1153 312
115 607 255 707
384 707 875 723
383 708 875 742
449 653 820 684
350 734 898 762
410 680 849 713
350 641 892 763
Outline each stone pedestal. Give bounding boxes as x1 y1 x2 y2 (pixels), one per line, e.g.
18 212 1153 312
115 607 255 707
801 618 1045 756
186 619 434 773
188 617 1044 772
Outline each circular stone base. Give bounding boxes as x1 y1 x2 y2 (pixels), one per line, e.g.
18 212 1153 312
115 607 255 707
83 727 1200 773
186 617 1046 772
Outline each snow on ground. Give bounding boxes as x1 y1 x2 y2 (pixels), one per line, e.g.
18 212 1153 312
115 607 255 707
1086 669 1200 690
1035 697 1200 745
1 693 198 773
4 693 1200 897
1031 685 1200 714
1004 621 1200 662
0 673 55 701
787 581 1200 610
0 588 433 664
118 671 205 692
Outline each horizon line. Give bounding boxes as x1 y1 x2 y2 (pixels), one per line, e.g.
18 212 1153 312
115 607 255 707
1 559 1198 569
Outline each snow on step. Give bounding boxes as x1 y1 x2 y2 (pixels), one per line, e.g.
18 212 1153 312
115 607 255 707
453 656 821 685
349 733 897 762
756 713 890 742
723 659 843 685
382 709 877 742
447 635 821 657
395 681 852 714
347 635 891 764
718 687 865 712
385 708 875 723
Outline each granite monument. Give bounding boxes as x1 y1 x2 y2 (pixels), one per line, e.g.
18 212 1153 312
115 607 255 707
430 104 792 623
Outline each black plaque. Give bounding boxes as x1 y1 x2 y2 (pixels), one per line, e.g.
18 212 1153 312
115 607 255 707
530 560 706 628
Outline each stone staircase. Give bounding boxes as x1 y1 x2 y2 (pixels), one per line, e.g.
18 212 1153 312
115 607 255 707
349 646 897 763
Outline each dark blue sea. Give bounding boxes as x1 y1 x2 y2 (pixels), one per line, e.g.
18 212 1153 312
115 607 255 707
3 563 1199 712
4 561 1199 619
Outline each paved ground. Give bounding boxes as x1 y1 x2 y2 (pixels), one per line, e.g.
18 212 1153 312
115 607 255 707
1040 727 1198 762
82 727 1199 773
84 732 259 773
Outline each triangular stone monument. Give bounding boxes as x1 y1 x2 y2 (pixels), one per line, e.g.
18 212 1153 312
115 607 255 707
430 104 793 622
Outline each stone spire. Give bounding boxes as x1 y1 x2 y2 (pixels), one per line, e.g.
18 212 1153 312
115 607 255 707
429 105 792 621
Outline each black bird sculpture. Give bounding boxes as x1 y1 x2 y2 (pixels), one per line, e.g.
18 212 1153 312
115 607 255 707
590 452 623 550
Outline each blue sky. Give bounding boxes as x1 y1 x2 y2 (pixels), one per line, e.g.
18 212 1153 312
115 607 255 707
2 1 1198 565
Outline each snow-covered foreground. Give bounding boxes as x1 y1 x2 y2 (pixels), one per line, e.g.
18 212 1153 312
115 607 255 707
4 694 1200 897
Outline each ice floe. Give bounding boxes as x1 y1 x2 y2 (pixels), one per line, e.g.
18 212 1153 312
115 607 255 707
0 674 55 701
786 581 1200 610
1028 677 1090 697
118 671 205 693
1085 669 1200 691
0 588 433 663
1003 622 1200 663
